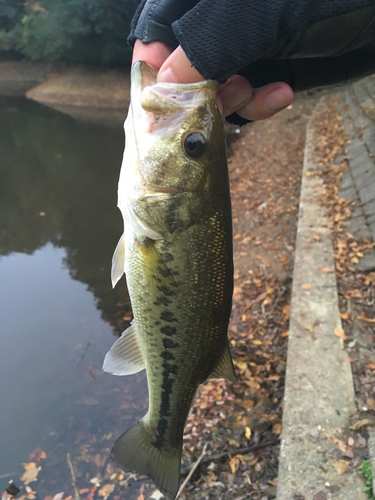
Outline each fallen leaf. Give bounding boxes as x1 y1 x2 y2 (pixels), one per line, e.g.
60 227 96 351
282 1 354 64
302 283 312 291
229 456 240 474
367 397 375 410
357 315 375 323
334 328 347 341
273 423 282 435
137 485 145 500
281 330 289 337
349 418 375 430
98 484 114 500
52 493 65 500
332 460 349 475
245 427 252 439
20 464 41 485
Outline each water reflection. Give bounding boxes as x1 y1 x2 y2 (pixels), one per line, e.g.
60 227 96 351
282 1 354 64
0 96 131 331
0 97 147 495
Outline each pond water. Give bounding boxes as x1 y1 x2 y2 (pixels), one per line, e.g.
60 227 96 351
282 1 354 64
0 97 148 497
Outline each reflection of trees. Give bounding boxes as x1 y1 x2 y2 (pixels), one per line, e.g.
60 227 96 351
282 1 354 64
0 96 131 333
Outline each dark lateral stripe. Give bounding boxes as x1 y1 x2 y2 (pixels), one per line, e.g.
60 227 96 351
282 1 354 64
163 338 178 349
160 310 177 322
163 252 174 262
160 325 177 336
153 296 171 307
157 285 176 296
160 350 175 361
162 361 178 376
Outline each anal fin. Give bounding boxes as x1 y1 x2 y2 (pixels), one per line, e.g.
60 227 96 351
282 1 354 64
209 341 237 383
102 321 145 376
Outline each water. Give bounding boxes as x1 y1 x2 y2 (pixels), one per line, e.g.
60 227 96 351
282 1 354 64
0 97 148 496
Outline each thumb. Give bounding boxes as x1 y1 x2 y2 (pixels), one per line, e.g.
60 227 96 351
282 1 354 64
157 46 203 83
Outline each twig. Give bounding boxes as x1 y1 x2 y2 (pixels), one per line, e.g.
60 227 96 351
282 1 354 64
67 454 82 500
266 286 286 322
176 443 208 499
180 438 279 475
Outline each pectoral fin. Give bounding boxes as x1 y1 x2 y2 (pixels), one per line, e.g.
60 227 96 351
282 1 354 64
209 341 237 383
102 322 145 376
111 233 125 288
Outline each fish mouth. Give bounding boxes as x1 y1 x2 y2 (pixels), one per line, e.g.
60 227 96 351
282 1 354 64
132 61 219 115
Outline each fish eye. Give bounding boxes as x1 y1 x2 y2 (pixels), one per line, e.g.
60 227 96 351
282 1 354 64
184 132 206 158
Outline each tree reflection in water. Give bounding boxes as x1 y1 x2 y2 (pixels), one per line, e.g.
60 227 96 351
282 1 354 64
0 96 132 333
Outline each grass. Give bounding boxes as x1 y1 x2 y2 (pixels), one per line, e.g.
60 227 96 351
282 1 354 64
360 460 375 500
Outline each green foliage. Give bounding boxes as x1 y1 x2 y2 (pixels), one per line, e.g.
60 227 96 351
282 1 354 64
0 0 139 65
360 460 375 500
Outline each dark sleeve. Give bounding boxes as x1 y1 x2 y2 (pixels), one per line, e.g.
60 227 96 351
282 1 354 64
172 0 374 82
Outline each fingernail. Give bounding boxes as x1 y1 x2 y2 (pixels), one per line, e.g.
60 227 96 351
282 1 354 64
157 66 177 83
267 89 292 110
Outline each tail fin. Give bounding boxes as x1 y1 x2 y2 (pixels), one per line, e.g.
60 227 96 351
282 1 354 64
111 423 182 500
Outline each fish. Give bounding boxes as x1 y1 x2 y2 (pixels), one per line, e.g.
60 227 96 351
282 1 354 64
103 61 236 500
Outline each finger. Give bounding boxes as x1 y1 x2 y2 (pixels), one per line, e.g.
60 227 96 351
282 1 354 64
157 46 203 83
132 39 173 71
218 75 253 117
235 82 294 121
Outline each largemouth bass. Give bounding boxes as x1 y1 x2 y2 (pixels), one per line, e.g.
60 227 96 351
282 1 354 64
103 61 236 500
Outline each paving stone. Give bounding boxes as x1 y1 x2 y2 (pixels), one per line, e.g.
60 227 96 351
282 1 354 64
347 141 365 159
364 199 375 217
340 185 357 201
350 206 365 219
355 171 375 190
357 252 375 272
358 184 375 204
346 218 372 240
349 153 375 178
339 172 353 191
370 220 375 241
363 129 375 156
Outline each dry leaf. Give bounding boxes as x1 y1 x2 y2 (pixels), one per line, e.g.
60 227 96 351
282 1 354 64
339 312 348 320
302 283 312 291
137 484 145 500
21 464 41 485
334 328 347 341
273 423 282 435
245 426 252 439
281 330 289 337
367 397 375 409
357 315 375 323
349 418 375 430
149 491 164 500
229 456 240 474
331 460 349 475
52 493 65 500
98 484 114 500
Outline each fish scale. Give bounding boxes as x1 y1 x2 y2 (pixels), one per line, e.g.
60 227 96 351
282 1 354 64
102 61 236 500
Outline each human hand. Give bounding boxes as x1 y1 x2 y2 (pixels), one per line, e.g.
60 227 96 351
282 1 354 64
133 40 294 122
